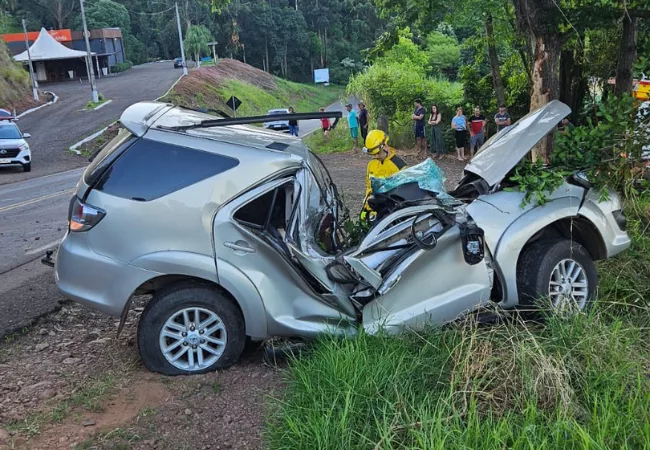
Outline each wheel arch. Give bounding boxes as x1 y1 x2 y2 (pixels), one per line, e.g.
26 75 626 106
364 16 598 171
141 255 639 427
506 216 605 307
123 272 268 340
492 203 604 307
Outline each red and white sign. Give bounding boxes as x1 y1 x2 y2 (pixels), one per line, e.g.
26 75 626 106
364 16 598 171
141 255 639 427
1 29 72 43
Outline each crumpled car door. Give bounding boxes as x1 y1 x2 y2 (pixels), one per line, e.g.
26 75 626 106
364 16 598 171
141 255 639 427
282 166 357 318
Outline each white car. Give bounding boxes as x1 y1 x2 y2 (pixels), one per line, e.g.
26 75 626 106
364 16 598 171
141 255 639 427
263 108 290 131
0 120 31 172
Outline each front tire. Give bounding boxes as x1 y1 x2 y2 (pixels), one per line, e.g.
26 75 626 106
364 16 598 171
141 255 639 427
137 283 246 375
22 163 31 172
517 238 598 314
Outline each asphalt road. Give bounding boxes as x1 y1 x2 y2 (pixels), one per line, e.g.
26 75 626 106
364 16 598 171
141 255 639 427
0 92 354 337
0 62 183 186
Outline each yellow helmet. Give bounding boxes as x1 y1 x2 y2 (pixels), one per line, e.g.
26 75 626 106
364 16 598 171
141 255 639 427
363 130 389 155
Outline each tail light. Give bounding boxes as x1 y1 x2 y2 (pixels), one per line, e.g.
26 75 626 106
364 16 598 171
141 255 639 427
68 196 106 232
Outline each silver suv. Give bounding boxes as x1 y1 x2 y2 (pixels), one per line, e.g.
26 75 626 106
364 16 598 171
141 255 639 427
51 100 631 375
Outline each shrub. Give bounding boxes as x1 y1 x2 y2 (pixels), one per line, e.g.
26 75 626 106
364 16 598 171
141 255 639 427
110 61 133 73
348 62 463 149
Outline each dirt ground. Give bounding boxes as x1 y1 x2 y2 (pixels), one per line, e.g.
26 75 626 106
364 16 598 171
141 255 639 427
0 150 467 450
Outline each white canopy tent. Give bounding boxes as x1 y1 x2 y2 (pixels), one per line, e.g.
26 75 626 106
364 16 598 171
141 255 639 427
13 27 100 81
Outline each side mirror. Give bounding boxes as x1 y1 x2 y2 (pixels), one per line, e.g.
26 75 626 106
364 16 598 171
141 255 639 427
23 133 31 138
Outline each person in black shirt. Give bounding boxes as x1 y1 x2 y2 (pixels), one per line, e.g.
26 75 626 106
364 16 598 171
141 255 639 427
412 99 426 159
288 106 299 136
358 102 369 141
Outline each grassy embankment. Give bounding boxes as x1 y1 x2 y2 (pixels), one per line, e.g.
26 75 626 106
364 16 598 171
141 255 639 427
0 41 42 113
265 194 650 449
160 59 344 118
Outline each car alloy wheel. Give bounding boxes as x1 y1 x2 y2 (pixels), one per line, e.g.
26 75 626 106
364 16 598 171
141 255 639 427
159 307 228 371
548 258 589 311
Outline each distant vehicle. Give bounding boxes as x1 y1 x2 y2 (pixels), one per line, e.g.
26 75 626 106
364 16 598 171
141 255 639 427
0 120 31 172
0 108 15 121
173 57 184 68
263 108 290 131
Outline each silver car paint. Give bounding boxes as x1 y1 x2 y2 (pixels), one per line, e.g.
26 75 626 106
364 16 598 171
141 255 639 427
362 224 492 334
212 176 357 338
54 100 632 346
465 100 571 186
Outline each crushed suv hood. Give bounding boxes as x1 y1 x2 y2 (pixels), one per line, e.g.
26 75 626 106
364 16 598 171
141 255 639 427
464 100 571 187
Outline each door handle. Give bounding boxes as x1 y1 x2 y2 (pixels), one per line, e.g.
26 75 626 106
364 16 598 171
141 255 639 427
224 240 256 254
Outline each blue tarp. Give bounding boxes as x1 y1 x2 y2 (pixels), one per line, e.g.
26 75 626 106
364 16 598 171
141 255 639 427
370 158 451 198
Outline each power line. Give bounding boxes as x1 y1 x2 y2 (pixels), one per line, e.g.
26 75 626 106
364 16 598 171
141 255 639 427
123 4 175 16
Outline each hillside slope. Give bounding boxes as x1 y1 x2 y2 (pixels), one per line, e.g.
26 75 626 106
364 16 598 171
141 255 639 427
161 59 343 116
0 41 40 113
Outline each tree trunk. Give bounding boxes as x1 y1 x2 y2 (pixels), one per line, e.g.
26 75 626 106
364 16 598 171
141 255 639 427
559 45 587 123
512 0 565 162
615 15 637 97
485 13 505 106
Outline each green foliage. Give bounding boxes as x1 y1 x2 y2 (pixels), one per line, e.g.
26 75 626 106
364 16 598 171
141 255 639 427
266 304 650 449
348 36 464 149
303 120 353 154
77 0 130 31
425 31 461 79
184 25 213 62
110 61 133 73
508 95 650 207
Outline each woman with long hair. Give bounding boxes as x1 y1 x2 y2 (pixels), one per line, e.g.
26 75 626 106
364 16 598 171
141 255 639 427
427 104 445 160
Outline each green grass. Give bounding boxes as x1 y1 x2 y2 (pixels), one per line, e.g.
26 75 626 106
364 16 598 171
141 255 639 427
303 120 355 154
85 95 110 110
218 79 344 117
265 194 650 449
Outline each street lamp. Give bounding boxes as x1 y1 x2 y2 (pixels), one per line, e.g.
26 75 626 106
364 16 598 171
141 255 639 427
79 0 99 103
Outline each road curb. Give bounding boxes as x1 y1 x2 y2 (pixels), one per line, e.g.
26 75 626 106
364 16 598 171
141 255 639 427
68 73 185 155
15 91 58 119
156 73 185 101
91 99 112 111
69 121 117 154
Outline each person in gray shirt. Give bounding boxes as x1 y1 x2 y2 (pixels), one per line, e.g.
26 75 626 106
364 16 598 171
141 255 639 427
494 104 511 131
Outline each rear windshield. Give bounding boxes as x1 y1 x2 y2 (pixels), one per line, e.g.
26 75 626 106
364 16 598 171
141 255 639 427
0 124 21 140
268 110 287 115
84 128 136 187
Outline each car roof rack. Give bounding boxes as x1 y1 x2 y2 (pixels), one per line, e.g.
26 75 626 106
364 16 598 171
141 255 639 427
157 111 343 132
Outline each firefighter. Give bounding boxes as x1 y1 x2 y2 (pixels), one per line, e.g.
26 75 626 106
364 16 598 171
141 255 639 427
360 129 407 223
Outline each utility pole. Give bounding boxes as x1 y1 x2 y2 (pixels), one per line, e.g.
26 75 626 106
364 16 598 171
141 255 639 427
22 19 39 101
79 0 99 103
175 2 188 76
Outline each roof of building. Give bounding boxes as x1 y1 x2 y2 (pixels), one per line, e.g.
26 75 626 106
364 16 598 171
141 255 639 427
13 27 94 62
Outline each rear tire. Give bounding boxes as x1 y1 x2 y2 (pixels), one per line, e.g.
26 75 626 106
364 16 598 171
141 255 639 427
22 163 31 172
517 238 597 314
137 282 246 375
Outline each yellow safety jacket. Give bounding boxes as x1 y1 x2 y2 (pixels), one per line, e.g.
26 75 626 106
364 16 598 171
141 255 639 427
361 147 407 219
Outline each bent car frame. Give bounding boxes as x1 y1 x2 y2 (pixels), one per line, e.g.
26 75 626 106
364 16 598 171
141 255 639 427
49 100 631 375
